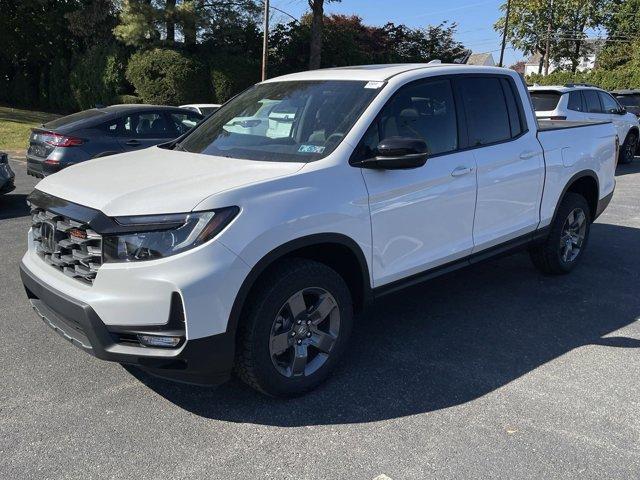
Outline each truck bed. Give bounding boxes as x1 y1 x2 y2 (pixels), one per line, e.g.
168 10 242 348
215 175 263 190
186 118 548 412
537 119 610 131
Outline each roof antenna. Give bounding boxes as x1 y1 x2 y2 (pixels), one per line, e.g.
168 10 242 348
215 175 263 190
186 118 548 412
428 59 442 65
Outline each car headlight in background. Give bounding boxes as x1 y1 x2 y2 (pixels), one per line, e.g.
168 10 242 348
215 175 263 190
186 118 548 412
103 206 239 263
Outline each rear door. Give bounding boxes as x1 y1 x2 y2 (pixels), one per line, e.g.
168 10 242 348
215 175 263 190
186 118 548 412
117 111 175 151
583 90 605 122
456 75 544 251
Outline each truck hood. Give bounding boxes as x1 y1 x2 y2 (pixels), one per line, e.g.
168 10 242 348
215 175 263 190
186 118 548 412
35 147 305 216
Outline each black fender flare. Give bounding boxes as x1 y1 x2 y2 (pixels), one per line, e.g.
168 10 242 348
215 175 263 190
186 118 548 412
550 169 600 225
225 233 372 335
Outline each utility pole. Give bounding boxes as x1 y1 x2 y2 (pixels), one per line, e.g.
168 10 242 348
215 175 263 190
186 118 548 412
543 0 553 76
498 0 511 67
261 0 270 81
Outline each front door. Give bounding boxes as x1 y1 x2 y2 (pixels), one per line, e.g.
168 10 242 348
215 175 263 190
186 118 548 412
353 78 478 287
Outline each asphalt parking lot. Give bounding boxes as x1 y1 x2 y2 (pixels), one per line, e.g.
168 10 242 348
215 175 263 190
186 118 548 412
1 157 639 479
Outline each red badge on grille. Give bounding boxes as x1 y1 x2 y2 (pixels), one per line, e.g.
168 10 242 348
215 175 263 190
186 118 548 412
68 228 87 240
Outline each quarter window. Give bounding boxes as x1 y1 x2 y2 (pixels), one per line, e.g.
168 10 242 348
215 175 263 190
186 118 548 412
458 77 511 146
500 78 524 138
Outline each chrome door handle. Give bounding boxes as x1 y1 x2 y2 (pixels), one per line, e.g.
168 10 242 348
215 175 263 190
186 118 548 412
519 151 538 160
451 166 473 177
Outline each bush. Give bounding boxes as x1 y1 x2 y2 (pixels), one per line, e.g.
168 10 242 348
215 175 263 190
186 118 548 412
69 45 128 110
210 56 259 103
126 48 211 105
112 94 141 104
527 67 640 91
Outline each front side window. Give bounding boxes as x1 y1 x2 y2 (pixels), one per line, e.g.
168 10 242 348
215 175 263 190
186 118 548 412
179 81 380 162
169 112 203 135
459 77 511 146
599 92 620 113
583 90 602 113
352 79 458 160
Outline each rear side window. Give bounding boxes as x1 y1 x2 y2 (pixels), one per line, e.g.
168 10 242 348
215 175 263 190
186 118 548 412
122 112 171 137
529 91 561 111
567 92 584 112
500 78 524 138
458 77 511 146
583 90 602 113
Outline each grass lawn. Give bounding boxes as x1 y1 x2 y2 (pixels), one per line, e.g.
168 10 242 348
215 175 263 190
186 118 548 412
0 106 60 152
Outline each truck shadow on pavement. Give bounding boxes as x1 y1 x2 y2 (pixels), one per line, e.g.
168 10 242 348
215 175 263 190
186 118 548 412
615 159 640 177
127 222 640 426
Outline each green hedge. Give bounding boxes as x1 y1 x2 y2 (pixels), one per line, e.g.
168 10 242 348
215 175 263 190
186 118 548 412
126 49 211 105
528 69 640 90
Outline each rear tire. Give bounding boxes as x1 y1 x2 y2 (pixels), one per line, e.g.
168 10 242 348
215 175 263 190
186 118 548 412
530 192 591 275
619 131 638 165
235 258 353 397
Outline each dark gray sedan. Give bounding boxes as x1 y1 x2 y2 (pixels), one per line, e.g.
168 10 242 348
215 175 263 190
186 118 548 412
26 105 203 177
0 152 15 194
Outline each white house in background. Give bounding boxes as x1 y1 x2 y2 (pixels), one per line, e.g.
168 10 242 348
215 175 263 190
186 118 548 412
524 50 598 76
465 53 496 66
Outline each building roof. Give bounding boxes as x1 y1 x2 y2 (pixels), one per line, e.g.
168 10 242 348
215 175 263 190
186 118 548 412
466 53 494 66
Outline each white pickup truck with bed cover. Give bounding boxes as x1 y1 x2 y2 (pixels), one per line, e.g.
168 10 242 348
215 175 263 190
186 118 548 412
21 64 617 397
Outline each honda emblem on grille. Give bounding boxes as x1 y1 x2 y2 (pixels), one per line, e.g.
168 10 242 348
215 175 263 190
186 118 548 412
40 220 59 254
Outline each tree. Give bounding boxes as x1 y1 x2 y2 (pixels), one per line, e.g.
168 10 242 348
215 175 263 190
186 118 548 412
495 0 606 74
308 0 340 70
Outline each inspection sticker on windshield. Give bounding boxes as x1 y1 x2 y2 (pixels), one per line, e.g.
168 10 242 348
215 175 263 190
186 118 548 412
299 145 326 154
364 81 385 89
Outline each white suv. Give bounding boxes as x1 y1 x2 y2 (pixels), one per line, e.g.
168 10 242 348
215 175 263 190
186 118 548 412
22 65 617 397
529 84 639 164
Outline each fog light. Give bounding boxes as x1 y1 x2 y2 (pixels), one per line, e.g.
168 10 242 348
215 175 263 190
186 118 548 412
137 334 181 348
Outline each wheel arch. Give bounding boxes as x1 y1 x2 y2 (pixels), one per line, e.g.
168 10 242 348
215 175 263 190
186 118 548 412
226 234 373 335
553 170 599 224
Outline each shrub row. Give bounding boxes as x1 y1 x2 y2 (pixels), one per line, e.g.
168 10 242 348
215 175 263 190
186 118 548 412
527 66 640 91
1 47 259 112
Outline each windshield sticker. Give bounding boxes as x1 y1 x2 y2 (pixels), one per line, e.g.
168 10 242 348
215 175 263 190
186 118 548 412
299 145 326 154
364 81 385 89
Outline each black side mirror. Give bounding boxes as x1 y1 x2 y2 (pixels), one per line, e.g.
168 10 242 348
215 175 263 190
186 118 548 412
356 137 429 170
618 107 627 115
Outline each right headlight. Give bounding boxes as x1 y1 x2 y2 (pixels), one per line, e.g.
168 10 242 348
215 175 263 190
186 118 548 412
103 206 239 263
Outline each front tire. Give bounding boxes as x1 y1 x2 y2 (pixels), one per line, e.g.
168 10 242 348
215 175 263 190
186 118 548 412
235 258 353 397
530 192 591 275
619 131 638 165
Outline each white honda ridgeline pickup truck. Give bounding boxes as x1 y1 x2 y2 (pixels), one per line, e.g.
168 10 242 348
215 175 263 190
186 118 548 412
21 64 617 397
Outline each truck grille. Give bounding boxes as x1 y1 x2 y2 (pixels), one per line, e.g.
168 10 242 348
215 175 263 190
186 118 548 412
31 208 102 285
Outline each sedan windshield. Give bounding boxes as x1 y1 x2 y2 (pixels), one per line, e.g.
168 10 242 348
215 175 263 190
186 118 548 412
178 80 381 162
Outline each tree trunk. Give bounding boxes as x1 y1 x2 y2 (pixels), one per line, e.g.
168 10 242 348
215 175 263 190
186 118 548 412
572 39 582 73
309 0 324 70
166 0 176 44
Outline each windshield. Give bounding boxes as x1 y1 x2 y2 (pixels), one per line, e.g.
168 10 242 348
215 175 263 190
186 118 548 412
615 94 640 107
178 80 381 162
529 91 561 111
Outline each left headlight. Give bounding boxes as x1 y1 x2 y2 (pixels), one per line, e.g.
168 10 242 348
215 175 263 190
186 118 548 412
103 206 239 263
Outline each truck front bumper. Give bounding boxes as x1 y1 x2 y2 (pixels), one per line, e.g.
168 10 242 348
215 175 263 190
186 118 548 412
20 262 235 386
